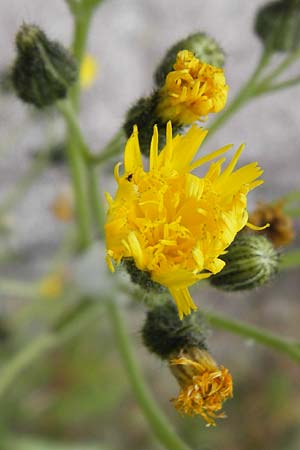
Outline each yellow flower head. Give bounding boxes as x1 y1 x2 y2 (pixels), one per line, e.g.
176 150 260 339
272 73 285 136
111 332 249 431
80 54 98 89
105 122 264 318
157 50 228 125
169 348 233 426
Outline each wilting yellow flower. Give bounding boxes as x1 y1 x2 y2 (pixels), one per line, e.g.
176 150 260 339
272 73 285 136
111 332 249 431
249 200 294 247
157 50 228 125
169 348 233 426
80 54 98 89
105 122 264 318
39 273 64 299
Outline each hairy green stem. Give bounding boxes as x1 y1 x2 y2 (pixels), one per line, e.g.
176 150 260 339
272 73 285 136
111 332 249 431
279 249 300 270
58 100 105 240
65 129 93 249
207 47 272 139
107 298 191 450
204 311 300 361
88 164 105 238
253 49 300 92
58 100 91 160
92 129 125 165
70 10 93 110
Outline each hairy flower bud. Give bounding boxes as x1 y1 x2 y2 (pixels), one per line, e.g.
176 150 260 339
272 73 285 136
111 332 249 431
12 24 78 108
255 0 300 52
123 258 164 293
142 302 207 360
209 234 279 291
123 94 180 156
154 32 225 87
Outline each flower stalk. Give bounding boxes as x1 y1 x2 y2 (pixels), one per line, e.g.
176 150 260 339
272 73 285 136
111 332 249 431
107 297 191 450
204 310 300 361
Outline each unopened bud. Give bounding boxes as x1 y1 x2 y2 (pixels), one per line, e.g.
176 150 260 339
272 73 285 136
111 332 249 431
12 24 78 108
255 0 300 52
124 94 183 156
142 302 207 360
123 258 164 293
209 234 279 291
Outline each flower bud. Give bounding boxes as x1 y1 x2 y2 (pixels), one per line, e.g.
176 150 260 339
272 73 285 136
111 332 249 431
154 32 225 87
12 24 78 108
142 302 207 360
255 0 300 52
124 94 184 156
124 48 228 155
209 234 279 291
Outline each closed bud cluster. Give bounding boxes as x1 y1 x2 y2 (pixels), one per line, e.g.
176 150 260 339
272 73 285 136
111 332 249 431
209 234 279 291
154 32 225 87
12 24 78 108
255 0 300 52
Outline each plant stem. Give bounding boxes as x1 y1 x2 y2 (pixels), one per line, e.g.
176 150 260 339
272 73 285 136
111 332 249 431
88 164 105 238
60 7 95 249
253 49 300 93
204 310 300 361
253 75 300 96
107 298 191 450
279 249 300 270
58 100 91 160
58 100 106 241
207 46 272 139
92 129 125 165
0 300 104 399
65 129 93 249
70 10 93 111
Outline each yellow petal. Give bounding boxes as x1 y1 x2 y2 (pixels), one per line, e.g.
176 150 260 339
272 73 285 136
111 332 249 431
169 287 198 319
124 125 143 173
246 222 270 231
149 125 159 171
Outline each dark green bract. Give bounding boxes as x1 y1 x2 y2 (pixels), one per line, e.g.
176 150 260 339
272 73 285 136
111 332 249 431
142 302 207 360
154 32 225 87
209 233 279 291
12 24 78 108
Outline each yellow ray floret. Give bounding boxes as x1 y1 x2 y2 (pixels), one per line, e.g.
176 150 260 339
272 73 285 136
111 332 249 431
157 50 229 125
104 121 264 318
